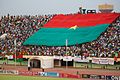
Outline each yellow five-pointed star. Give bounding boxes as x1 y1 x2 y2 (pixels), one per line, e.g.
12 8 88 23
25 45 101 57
69 25 77 30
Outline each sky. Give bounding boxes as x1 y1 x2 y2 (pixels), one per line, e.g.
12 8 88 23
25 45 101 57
0 0 120 16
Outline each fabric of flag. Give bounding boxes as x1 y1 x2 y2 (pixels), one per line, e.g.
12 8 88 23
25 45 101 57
114 52 118 62
114 52 118 57
13 54 23 62
16 58 23 62
44 13 119 28
23 13 119 46
114 56 118 62
23 24 109 46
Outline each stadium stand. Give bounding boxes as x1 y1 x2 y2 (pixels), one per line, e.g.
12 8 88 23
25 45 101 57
0 13 120 59
0 14 53 55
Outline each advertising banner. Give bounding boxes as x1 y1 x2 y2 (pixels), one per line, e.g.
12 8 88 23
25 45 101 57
74 57 89 62
19 71 38 76
92 58 99 64
59 73 79 78
46 72 59 77
99 58 108 64
0 70 18 74
63 56 73 61
38 72 59 77
108 59 114 65
38 72 47 76
53 56 62 60
92 58 114 65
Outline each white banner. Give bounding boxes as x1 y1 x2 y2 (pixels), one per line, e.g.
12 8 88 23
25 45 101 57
5 55 13 59
74 57 89 62
53 56 62 60
92 58 99 64
63 56 73 61
92 58 114 65
53 56 114 65
108 59 114 65
99 58 108 64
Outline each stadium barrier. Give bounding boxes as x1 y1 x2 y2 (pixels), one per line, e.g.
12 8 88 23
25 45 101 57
0 70 18 74
19 71 38 76
38 72 59 77
59 73 80 78
38 72 80 78
17 70 120 79
18 71 79 78
82 74 120 80
0 70 119 79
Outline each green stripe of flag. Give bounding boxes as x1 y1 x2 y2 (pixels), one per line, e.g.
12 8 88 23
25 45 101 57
23 24 109 46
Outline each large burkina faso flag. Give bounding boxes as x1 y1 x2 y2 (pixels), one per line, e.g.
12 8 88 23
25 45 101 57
23 13 119 46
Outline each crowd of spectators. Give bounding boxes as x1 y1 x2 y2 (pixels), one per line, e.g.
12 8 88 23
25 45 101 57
0 14 120 58
0 14 53 55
